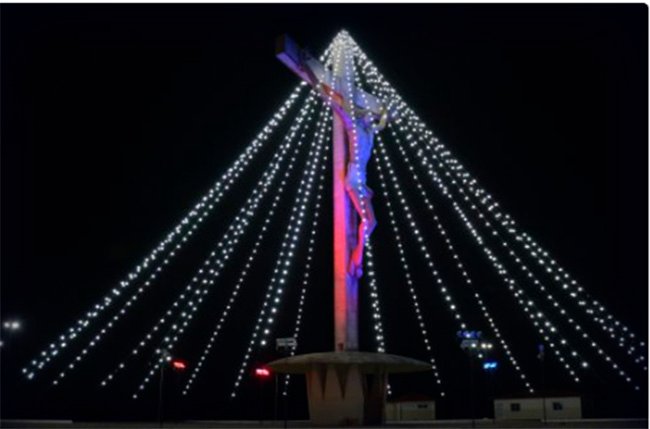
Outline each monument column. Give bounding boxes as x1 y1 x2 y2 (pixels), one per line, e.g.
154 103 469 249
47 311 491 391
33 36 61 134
271 33 431 426
332 44 359 352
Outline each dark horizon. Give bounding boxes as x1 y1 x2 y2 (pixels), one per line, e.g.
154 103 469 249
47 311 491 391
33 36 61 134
1 3 647 422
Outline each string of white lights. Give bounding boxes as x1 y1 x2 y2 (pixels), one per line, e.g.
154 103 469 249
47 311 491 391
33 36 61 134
377 135 468 335
23 86 309 381
182 105 331 396
348 38 643 369
93 92 323 390
363 238 393 398
360 40 640 384
381 124 534 392
279 38 339 399
129 98 326 397
416 129 638 347
372 136 446 396
395 121 638 388
431 144 644 363
364 239 387 355
25 40 338 382
351 50 533 391
283 33 383 397
130 41 335 388
349 42 628 387
348 40 585 385
279 119 330 398
229 103 330 399
151 50 336 379
277 35 347 397
406 139 584 383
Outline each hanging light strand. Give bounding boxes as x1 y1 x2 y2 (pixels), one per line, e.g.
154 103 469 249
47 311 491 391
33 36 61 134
93 92 323 392
381 123 534 392
280 43 338 400
401 128 584 383
57 93 320 386
229 106 330 398
428 140 644 363
377 135 469 338
182 104 330 396
372 136 446 396
129 96 327 398
355 42 640 386
23 85 310 381
394 119 638 388
348 37 643 368
281 119 331 398
364 239 387 355
348 39 584 385
150 52 336 383
352 51 533 391
411 117 637 353
25 38 339 381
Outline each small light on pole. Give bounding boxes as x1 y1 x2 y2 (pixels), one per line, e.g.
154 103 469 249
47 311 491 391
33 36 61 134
458 330 495 429
255 366 272 424
276 337 295 427
158 349 176 428
255 367 271 378
483 361 498 371
171 359 187 371
3 320 21 332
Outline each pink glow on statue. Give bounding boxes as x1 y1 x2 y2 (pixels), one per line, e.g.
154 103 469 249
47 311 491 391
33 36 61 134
345 124 376 278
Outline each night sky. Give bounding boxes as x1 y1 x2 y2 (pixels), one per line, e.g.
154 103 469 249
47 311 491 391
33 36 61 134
1 3 647 422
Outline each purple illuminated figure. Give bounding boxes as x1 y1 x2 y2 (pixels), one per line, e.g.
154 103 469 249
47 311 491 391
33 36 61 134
345 122 378 278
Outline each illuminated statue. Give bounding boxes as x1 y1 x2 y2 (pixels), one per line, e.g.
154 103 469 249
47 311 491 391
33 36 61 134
345 120 378 278
278 33 391 351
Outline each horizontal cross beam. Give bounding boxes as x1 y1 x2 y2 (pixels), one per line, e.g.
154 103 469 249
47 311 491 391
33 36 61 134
276 34 386 118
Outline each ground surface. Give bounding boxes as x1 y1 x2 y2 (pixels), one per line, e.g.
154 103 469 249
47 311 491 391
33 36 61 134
1 419 648 428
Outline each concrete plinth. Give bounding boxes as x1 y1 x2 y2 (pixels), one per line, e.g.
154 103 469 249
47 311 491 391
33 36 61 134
268 351 430 426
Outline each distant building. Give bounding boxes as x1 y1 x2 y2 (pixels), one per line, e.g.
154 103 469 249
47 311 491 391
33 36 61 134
494 395 582 420
385 394 436 421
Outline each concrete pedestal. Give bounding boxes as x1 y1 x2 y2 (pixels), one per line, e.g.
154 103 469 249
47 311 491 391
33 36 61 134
268 351 430 426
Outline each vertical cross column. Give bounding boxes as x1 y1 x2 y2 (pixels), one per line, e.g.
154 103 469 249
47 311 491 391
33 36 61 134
332 40 359 352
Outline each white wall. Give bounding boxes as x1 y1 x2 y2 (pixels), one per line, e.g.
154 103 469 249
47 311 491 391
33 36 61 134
386 401 436 421
494 396 581 420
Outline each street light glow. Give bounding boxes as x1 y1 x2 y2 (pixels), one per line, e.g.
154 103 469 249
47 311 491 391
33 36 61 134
255 367 271 378
483 361 498 370
172 359 187 371
3 320 21 332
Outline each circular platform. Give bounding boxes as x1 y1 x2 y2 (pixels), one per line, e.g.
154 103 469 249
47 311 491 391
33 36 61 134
267 351 431 374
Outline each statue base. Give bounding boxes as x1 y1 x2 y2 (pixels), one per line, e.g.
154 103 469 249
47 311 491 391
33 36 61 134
267 351 430 426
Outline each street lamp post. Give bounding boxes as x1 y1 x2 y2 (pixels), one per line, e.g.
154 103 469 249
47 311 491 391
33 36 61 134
158 350 172 428
482 361 498 419
276 337 296 428
158 362 165 428
458 330 494 429
538 343 547 426
469 352 475 428
158 351 187 428
255 366 272 426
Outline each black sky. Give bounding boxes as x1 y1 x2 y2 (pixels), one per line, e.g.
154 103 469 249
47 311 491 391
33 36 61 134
1 3 648 422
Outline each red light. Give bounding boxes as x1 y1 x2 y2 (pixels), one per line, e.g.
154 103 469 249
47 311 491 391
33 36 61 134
171 359 187 371
255 367 271 378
